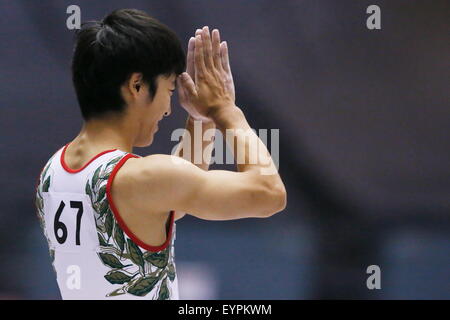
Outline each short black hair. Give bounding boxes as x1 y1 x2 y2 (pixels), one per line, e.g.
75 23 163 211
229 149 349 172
71 9 185 120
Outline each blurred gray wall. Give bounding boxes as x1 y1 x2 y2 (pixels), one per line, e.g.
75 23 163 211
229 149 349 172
0 0 448 299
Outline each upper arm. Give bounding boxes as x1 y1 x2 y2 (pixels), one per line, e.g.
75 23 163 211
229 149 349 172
114 154 286 221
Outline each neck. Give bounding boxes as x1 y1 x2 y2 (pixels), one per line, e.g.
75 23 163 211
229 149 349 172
72 115 137 153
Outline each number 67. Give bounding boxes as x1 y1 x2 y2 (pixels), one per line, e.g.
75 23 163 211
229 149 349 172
54 201 84 245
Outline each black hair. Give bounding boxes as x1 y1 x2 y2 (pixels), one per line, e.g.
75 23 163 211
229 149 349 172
71 9 186 120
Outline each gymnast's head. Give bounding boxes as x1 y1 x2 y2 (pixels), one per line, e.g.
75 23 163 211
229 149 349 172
71 9 185 146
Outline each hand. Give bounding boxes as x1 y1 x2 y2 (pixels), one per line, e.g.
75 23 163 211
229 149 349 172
177 26 235 122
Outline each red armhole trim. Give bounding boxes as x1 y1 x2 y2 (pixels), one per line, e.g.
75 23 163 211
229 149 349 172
61 143 117 173
106 153 175 253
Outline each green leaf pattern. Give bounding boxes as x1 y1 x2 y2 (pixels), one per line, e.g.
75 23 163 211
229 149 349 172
35 155 56 274
87 154 177 298
126 238 145 269
98 253 128 269
104 211 114 238
127 275 160 296
144 250 169 268
104 271 134 284
113 222 125 253
158 277 170 300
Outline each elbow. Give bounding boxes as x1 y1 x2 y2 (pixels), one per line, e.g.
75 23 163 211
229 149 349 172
260 184 287 218
278 186 288 212
272 185 288 216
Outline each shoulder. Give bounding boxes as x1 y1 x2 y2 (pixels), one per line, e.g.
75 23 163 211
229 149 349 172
109 154 195 211
115 153 195 183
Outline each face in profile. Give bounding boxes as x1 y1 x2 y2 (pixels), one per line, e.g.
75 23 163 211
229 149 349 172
129 73 177 147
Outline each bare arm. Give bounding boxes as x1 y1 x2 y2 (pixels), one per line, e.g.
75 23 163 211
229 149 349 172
113 26 286 221
172 116 215 221
173 115 216 171
172 30 217 220
174 30 216 171
115 153 285 220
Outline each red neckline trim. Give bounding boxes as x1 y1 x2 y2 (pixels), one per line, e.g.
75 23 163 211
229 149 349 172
106 153 175 252
60 143 117 173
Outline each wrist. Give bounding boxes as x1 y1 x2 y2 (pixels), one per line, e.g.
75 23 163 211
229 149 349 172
209 105 244 128
187 114 213 124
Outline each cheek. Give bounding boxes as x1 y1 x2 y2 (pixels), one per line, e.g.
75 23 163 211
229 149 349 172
160 94 172 113
153 92 168 108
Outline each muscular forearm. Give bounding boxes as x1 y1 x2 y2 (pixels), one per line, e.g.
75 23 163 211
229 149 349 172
174 115 216 171
211 105 284 186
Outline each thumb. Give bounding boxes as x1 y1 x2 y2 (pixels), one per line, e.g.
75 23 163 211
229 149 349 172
178 72 197 96
176 78 186 101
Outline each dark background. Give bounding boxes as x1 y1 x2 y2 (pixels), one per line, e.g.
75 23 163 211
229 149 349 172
0 0 448 299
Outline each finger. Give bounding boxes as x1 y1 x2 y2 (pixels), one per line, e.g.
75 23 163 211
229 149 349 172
177 76 186 94
212 29 223 71
192 28 202 77
179 72 197 97
220 41 231 73
177 75 189 103
176 77 186 101
186 37 195 78
201 26 214 69
194 35 206 81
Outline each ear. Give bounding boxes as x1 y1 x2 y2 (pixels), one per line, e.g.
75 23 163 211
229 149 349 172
127 72 144 97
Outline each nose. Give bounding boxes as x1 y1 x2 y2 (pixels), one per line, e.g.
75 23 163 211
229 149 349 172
164 108 171 117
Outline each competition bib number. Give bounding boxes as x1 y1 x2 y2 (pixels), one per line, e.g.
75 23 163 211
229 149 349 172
43 192 97 251
54 200 84 245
